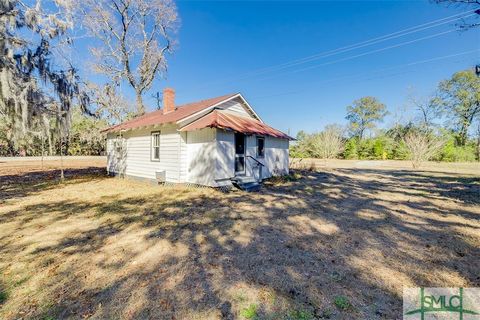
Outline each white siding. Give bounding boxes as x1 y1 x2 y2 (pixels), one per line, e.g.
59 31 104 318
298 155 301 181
177 97 257 129
217 98 252 118
105 122 289 186
106 133 115 174
106 125 183 182
215 131 289 181
263 136 289 178
106 133 126 176
216 129 235 182
186 128 217 186
179 131 188 182
245 135 258 178
245 135 289 180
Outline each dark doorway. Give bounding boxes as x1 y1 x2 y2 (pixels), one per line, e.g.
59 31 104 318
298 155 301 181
234 133 246 174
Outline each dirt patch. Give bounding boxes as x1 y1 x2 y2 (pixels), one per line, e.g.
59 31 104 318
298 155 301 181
291 158 480 176
0 160 479 319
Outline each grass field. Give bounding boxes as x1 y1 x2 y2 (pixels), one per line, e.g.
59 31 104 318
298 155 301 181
0 158 479 319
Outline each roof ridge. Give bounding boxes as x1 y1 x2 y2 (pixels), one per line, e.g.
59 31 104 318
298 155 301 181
134 93 237 117
176 93 237 108
102 93 238 133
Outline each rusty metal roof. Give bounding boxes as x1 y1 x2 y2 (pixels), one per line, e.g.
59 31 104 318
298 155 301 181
178 110 293 140
102 93 237 133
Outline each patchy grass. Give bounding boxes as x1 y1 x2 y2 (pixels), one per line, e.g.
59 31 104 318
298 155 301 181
0 159 479 319
240 304 258 319
333 296 351 311
287 309 314 320
0 291 7 304
266 172 303 185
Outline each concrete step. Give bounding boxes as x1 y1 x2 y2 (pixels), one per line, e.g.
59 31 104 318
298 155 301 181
232 176 257 184
231 176 261 192
241 181 261 192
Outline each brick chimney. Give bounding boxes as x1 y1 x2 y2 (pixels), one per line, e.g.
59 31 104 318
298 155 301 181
163 88 175 114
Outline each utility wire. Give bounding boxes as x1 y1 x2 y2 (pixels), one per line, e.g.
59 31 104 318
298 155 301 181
248 49 480 100
251 28 459 83
234 12 476 79
192 10 476 89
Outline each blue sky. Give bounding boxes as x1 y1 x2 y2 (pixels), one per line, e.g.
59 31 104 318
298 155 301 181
76 1 480 136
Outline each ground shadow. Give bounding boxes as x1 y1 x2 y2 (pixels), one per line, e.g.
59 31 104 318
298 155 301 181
0 167 479 319
333 168 480 205
0 167 106 202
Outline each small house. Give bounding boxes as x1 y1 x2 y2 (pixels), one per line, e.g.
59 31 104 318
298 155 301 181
104 89 292 190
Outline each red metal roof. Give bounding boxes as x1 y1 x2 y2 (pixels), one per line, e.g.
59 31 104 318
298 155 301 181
102 93 237 133
179 110 293 140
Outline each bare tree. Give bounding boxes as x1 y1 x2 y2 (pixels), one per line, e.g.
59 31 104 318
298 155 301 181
404 130 445 169
301 125 345 166
318 125 345 160
81 0 179 115
87 82 134 125
407 90 442 128
432 1 480 29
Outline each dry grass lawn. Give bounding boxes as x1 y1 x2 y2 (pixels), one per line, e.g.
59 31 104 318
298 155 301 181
0 159 479 319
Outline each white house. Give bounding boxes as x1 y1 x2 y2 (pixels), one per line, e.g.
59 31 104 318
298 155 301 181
104 88 292 190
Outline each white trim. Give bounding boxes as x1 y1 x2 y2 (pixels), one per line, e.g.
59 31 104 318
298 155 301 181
256 135 265 158
151 131 161 162
234 132 247 175
176 93 263 125
238 94 263 123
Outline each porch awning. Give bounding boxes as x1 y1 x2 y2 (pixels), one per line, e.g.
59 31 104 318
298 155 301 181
178 110 294 140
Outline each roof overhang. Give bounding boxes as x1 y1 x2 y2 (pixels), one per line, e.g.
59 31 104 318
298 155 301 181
178 110 293 140
176 93 263 126
102 93 264 134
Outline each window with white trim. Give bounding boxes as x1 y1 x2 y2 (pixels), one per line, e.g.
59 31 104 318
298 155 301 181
256 136 265 158
151 131 160 161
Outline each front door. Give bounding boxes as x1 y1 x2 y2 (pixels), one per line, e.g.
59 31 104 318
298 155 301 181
234 133 246 174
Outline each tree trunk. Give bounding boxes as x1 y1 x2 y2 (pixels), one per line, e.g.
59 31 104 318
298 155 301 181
47 131 53 156
7 139 16 156
64 134 70 156
60 131 64 182
457 126 468 146
136 92 145 115
41 135 44 170
477 124 480 161
358 127 364 140
477 135 480 161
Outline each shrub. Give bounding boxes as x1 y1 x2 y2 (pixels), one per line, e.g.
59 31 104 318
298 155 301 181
357 139 375 159
391 139 409 160
437 138 477 162
0 291 7 304
334 295 351 310
343 138 358 159
241 304 258 319
403 130 445 168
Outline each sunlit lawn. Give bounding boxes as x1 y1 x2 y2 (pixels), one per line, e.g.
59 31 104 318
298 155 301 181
0 160 479 319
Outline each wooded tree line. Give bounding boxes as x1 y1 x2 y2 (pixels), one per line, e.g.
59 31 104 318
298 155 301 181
291 69 480 166
0 0 177 157
0 0 478 162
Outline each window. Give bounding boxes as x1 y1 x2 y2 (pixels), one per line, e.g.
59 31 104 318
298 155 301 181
151 131 160 161
256 136 265 157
